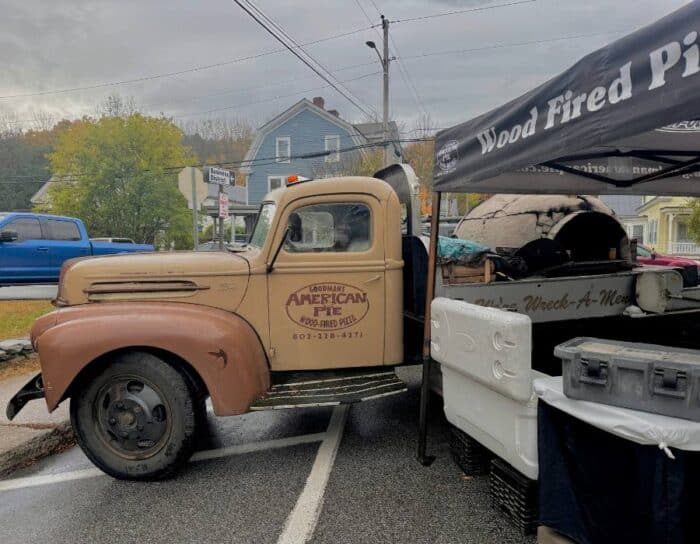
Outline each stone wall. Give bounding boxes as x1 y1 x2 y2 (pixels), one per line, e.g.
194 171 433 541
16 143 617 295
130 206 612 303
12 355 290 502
0 339 34 362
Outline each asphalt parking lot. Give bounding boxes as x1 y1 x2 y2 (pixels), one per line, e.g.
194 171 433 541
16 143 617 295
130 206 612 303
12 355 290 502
0 367 534 544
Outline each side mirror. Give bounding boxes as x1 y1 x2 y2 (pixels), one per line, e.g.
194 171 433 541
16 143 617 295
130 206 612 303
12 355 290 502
0 230 18 242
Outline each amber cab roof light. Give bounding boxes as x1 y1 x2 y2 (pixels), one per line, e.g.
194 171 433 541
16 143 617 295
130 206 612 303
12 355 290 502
286 175 313 185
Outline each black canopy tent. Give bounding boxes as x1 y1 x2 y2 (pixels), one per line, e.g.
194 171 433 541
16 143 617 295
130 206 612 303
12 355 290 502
417 1 700 463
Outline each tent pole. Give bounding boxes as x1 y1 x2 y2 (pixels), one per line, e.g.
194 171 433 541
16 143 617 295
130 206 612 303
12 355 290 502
417 190 441 466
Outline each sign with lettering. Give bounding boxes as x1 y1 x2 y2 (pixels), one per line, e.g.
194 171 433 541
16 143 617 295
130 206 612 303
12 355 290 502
286 282 369 331
441 273 637 323
433 2 700 195
206 167 233 186
218 192 229 219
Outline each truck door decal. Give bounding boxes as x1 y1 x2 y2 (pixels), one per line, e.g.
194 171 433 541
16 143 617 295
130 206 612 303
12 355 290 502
285 282 369 331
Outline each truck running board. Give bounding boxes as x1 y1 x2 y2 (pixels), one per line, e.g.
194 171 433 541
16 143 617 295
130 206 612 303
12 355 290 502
250 369 408 410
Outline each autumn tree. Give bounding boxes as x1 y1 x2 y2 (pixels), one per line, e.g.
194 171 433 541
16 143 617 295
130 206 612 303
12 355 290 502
47 114 195 248
403 115 486 216
311 147 384 179
179 116 254 186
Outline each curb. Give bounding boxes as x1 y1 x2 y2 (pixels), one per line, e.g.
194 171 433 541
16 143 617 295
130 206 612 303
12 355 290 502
0 422 75 477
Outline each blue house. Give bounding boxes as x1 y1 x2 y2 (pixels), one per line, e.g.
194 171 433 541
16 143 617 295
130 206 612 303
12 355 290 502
241 97 398 204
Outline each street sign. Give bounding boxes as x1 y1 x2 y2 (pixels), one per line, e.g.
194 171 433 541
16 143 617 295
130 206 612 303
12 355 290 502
219 192 229 219
206 166 233 185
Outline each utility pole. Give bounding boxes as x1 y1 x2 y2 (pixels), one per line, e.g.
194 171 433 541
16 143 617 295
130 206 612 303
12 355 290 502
382 15 390 168
218 184 225 251
190 167 199 251
366 16 393 168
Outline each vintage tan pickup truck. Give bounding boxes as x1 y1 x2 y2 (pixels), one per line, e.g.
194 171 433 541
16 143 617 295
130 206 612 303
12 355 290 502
8 165 700 480
8 171 418 479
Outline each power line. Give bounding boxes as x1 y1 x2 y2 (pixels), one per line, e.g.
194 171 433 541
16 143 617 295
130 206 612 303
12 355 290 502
243 0 378 119
390 0 536 25
0 137 433 184
2 29 624 130
351 0 427 117
172 70 380 119
2 61 382 127
0 25 374 100
400 30 622 61
144 60 380 111
232 0 376 119
388 34 428 117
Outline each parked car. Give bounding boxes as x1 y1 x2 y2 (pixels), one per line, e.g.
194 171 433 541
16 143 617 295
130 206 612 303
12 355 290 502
0 213 154 284
636 243 700 286
636 243 700 268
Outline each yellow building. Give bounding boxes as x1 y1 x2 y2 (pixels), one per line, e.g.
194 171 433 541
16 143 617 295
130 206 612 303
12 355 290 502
637 196 698 256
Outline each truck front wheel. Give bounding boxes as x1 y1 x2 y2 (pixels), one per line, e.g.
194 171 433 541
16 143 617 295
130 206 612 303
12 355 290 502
70 351 200 480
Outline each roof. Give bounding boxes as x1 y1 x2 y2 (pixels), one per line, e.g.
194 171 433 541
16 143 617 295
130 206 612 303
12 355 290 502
241 98 365 173
30 175 77 204
599 195 644 217
434 3 700 196
352 121 400 145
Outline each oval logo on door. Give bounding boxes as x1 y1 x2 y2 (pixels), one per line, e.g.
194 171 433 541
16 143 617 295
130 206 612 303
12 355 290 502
285 282 370 331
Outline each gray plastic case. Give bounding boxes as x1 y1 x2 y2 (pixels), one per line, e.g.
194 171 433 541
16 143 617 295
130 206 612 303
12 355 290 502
556 337 700 421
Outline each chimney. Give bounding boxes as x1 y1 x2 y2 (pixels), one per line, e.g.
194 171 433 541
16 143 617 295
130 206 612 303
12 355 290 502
328 109 339 117
312 96 325 109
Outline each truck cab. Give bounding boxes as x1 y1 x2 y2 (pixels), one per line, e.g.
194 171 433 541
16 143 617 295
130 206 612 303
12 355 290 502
247 175 404 371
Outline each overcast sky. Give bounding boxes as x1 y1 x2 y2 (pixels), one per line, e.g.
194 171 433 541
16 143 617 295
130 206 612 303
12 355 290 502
0 0 691 134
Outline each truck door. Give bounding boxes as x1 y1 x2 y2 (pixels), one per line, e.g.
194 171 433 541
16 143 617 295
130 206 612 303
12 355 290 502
0 217 49 282
46 218 90 278
267 195 386 370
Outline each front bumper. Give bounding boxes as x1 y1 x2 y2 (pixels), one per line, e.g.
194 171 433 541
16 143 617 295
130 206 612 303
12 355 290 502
6 373 44 420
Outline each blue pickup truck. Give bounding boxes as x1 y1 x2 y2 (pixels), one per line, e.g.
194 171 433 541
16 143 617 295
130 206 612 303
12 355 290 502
0 213 154 283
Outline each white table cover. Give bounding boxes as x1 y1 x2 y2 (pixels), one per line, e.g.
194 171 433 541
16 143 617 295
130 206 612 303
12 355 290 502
534 376 700 457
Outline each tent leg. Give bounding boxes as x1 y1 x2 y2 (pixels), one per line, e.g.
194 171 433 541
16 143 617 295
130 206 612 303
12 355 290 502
417 191 441 466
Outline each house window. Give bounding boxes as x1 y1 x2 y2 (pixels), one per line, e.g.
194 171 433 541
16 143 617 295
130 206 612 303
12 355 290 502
276 137 291 163
648 219 658 244
630 224 644 244
677 221 690 242
268 176 285 191
325 135 340 163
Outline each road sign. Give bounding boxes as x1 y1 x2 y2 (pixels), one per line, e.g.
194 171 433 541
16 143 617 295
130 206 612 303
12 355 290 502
207 166 233 185
219 192 229 219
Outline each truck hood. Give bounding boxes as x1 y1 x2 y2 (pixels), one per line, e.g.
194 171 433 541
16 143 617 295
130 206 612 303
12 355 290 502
56 251 250 311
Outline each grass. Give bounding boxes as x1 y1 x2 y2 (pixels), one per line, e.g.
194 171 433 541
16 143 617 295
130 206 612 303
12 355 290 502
0 300 54 341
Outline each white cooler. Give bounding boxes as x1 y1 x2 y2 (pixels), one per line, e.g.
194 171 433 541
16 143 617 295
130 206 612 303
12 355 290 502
431 297 545 480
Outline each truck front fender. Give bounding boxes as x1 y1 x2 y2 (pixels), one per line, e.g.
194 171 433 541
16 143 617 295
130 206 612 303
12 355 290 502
33 302 269 416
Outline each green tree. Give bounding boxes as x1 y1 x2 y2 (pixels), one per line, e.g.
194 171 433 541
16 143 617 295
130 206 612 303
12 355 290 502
687 199 700 244
46 114 195 248
201 222 232 242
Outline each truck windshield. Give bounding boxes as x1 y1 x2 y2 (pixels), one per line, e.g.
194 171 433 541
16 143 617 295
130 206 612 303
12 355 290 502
249 202 276 248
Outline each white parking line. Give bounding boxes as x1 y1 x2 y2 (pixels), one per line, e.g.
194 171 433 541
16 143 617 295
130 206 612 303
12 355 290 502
0 431 326 493
277 404 349 544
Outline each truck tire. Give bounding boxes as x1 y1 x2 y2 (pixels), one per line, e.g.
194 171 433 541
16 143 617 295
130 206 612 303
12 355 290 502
70 351 200 480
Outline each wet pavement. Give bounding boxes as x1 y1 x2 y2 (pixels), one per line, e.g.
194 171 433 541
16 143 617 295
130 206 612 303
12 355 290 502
0 367 534 544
